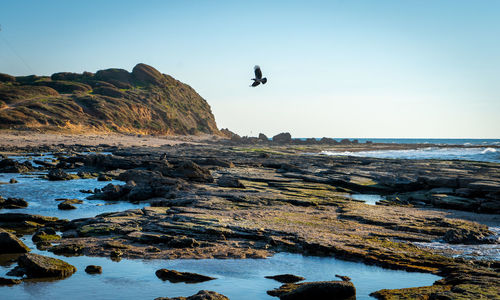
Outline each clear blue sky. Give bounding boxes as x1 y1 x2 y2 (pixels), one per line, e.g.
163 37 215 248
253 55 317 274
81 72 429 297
1 1 499 138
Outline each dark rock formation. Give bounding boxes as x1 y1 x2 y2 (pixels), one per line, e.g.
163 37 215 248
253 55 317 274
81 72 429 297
0 277 22 285
18 253 76 278
85 265 102 274
155 269 216 283
48 169 77 181
267 281 356 300
272 132 292 143
0 228 31 253
0 197 28 209
265 274 305 283
155 290 229 300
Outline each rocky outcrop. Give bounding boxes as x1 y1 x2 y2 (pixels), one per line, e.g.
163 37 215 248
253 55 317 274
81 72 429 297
0 228 30 253
267 281 356 300
0 63 219 135
155 290 229 300
0 197 28 209
18 253 76 278
272 132 292 143
155 269 216 283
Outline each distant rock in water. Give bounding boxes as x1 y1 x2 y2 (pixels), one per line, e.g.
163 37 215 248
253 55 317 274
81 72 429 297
0 64 219 135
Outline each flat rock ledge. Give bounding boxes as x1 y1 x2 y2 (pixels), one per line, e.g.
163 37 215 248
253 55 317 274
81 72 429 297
265 274 306 283
267 280 356 300
0 228 30 253
155 269 216 283
18 253 76 278
155 290 229 300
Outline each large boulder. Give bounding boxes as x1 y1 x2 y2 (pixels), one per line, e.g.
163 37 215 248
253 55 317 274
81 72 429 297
272 132 292 143
132 63 164 85
155 269 216 283
155 290 229 300
18 253 76 278
0 228 30 253
268 281 356 300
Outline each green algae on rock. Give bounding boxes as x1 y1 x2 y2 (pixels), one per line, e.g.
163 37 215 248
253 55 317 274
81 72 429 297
18 253 76 278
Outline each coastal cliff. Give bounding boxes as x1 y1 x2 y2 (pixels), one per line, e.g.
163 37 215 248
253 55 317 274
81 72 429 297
0 63 219 135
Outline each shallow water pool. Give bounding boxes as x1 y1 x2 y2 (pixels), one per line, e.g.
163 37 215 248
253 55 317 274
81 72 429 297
0 239 441 300
0 172 144 219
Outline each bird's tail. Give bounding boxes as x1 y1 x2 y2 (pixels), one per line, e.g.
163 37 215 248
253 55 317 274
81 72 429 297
261 78 267 84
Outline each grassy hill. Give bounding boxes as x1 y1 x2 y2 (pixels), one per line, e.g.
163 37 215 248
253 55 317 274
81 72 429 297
0 63 219 135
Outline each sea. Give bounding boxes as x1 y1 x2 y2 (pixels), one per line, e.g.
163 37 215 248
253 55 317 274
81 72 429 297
310 138 500 163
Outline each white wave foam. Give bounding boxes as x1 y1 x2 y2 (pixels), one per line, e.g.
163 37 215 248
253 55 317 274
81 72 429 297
320 147 500 163
481 147 497 154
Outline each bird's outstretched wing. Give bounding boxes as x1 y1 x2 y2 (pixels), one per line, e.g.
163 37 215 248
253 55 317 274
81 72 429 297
251 81 260 87
254 65 262 79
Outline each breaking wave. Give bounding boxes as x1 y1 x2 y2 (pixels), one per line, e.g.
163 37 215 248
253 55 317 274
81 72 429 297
320 147 500 163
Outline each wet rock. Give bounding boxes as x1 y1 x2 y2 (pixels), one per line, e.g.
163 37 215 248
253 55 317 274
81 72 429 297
0 197 28 209
265 274 305 283
0 228 31 253
0 277 21 285
49 243 84 255
6 265 25 277
443 228 492 244
58 203 76 210
36 241 52 250
0 159 33 173
9 178 18 184
217 176 246 188
155 269 216 283
57 199 82 210
97 174 112 181
155 290 229 300
0 213 61 231
85 265 102 274
267 280 356 300
272 132 292 143
18 253 76 278
32 227 61 242
335 274 352 282
48 169 77 181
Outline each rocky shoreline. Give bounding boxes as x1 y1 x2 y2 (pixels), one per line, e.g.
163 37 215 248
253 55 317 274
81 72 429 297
0 138 499 299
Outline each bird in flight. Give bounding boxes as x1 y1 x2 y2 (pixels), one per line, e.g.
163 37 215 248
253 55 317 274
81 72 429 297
250 65 267 87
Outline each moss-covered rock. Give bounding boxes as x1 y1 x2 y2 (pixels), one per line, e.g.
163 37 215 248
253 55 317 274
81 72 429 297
18 253 76 278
